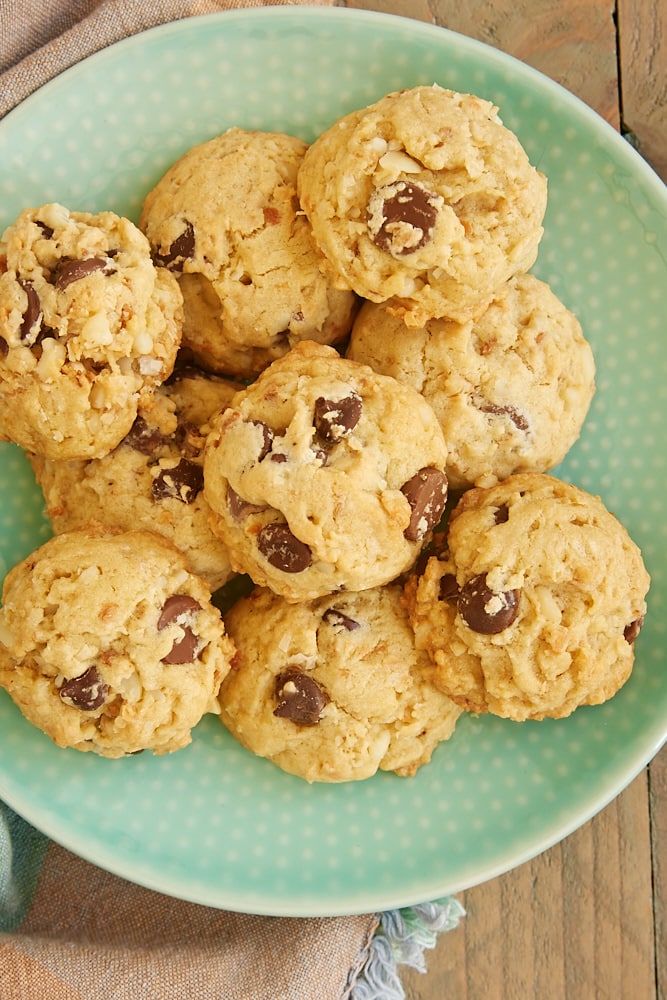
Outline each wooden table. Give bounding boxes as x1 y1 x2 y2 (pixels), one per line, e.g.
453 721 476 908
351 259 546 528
343 2 666 996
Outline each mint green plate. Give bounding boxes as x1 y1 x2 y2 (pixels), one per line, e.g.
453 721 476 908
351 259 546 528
0 8 665 917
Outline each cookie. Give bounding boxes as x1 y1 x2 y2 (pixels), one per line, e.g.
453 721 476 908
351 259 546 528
297 85 547 327
404 473 650 721
30 366 241 591
0 525 235 757
0 203 182 459
139 128 358 378
346 273 596 489
203 340 449 601
219 583 462 782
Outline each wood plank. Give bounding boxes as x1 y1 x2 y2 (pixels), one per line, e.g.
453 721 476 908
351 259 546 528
432 0 620 127
650 748 667 1000
344 0 434 24
401 764 657 999
345 0 620 127
617 0 667 181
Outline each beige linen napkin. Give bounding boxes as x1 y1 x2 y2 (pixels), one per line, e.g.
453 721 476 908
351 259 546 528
1 839 377 1000
0 7 384 998
0 0 335 118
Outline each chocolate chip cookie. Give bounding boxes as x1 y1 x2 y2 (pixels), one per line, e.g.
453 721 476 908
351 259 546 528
0 524 236 756
30 366 241 590
404 473 650 720
347 273 596 489
219 583 462 782
203 340 449 601
139 128 358 378
0 203 182 459
297 85 547 327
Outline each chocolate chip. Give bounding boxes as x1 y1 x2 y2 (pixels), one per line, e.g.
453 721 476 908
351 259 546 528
368 181 440 256
153 221 195 271
273 667 329 726
401 467 448 542
438 573 459 604
152 459 203 503
158 594 201 628
174 419 202 459
251 420 275 461
313 393 362 444
257 523 312 573
322 608 361 631
59 665 109 710
494 504 510 525
124 415 170 455
158 594 201 664
624 617 644 643
458 573 519 634
17 279 42 343
227 485 266 520
0 337 8 358
478 401 529 432
55 256 114 291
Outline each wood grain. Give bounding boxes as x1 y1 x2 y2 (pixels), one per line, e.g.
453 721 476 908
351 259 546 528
402 755 662 998
345 0 620 126
617 0 667 180
344 0 434 22
650 748 667 1000
433 0 620 127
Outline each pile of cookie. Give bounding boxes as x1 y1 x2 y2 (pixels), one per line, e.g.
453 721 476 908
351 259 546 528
0 86 650 781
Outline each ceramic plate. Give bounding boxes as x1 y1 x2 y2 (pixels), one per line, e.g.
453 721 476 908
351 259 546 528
0 8 665 917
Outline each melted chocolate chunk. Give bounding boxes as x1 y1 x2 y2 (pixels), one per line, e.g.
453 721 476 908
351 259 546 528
55 256 114 291
174 420 202 459
438 573 460 604
458 573 519 634
153 222 195 271
369 181 440 256
257 523 312 573
494 504 510 525
124 415 170 455
0 337 8 358
478 401 529 432
313 393 362 444
59 665 109 710
158 594 202 664
401 467 448 542
17 279 42 343
251 420 275 462
322 607 361 631
624 617 644 643
227 484 266 520
273 667 329 726
152 459 203 504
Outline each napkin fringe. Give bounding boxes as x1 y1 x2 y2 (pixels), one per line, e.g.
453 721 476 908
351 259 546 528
348 896 465 998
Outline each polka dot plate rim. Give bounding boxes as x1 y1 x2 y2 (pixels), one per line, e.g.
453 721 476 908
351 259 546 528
0 7 665 917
